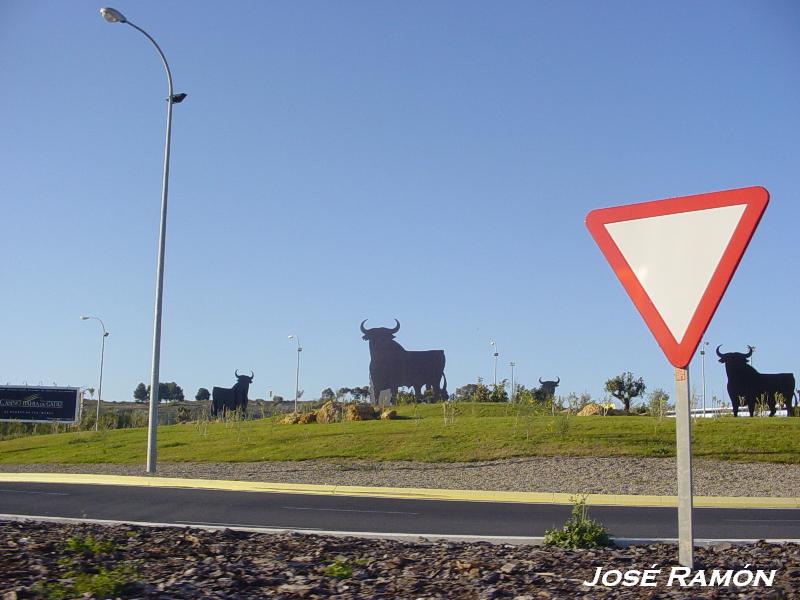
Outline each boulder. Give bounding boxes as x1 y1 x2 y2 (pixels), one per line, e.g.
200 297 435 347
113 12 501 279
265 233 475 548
279 413 301 425
298 411 317 424
577 403 602 416
380 409 398 420
316 401 343 424
345 404 377 421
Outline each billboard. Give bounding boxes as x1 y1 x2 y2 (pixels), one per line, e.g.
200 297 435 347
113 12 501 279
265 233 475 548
0 386 81 423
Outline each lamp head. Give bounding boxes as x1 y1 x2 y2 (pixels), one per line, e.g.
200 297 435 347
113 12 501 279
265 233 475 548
80 316 89 321
288 335 295 340
100 7 127 23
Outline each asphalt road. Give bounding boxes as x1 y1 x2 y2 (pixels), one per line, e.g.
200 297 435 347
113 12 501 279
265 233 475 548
1 482 798 541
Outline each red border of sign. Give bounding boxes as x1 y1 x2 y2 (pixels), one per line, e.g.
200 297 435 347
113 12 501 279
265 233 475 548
585 186 769 368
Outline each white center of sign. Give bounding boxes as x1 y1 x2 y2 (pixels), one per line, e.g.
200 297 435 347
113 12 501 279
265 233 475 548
604 204 746 343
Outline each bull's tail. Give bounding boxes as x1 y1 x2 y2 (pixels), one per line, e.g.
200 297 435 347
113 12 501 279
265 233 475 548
441 372 448 401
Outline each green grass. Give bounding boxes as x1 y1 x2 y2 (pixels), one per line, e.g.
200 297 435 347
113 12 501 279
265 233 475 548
0 403 798 464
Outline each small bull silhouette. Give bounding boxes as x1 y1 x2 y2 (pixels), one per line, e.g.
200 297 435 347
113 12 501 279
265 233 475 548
211 370 253 418
717 346 795 417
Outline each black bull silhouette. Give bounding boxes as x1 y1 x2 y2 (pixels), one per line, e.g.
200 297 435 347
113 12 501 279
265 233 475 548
361 319 447 404
538 376 560 398
716 346 795 417
211 370 253 417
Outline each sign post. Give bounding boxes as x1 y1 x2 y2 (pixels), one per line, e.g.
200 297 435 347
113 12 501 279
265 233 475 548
674 367 693 566
586 186 769 568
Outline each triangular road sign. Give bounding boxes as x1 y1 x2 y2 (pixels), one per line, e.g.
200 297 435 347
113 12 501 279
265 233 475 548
586 186 768 368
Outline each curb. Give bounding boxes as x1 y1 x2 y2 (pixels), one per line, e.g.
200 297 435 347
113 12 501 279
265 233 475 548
1 472 798 508
1 514 798 546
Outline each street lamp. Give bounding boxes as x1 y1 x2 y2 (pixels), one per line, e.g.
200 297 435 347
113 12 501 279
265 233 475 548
509 361 516 403
489 341 498 388
80 316 109 431
288 335 302 413
100 7 186 474
700 340 709 417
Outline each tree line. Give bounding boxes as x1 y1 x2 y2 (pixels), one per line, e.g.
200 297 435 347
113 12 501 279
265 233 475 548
131 372 653 414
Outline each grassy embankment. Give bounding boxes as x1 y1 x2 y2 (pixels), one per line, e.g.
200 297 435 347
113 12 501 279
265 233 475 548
0 402 798 464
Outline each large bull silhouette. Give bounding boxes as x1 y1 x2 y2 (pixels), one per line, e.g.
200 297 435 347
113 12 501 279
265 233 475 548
361 319 447 405
211 370 253 417
717 345 795 417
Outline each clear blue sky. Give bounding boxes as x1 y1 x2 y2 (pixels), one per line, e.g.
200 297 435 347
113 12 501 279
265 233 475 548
2 1 798 406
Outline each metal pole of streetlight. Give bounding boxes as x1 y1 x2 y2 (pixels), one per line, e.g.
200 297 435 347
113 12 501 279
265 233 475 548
490 341 498 388
100 7 186 474
700 341 708 417
80 316 109 431
289 335 302 413
509 361 515 403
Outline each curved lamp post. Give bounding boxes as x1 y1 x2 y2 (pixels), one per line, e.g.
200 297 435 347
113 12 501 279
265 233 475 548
80 316 109 431
288 335 302 413
100 7 186 474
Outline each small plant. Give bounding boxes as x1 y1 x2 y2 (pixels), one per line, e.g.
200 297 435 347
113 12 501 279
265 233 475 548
324 559 353 579
65 534 118 555
548 412 571 440
544 496 613 549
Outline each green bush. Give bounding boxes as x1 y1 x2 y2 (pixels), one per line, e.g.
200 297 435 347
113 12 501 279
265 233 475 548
324 559 353 579
544 496 613 549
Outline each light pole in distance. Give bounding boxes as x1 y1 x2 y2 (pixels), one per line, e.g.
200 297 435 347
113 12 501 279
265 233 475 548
700 340 709 416
509 361 516 403
100 7 186 474
80 316 109 431
288 335 302 413
489 341 498 388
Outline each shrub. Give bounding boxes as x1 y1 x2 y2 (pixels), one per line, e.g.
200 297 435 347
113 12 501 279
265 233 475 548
324 559 353 579
544 496 613 549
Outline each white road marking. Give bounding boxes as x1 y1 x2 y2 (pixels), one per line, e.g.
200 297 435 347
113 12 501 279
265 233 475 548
283 506 419 515
0 489 69 496
175 520 322 530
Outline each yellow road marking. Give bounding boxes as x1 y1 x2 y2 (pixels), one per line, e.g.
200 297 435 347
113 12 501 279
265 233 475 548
0 473 797 509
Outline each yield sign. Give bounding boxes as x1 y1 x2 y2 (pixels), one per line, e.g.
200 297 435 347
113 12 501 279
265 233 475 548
586 186 768 368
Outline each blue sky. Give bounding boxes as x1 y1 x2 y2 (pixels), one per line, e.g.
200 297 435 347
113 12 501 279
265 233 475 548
2 1 798 407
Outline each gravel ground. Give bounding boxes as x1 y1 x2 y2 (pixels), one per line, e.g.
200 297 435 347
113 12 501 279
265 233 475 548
2 457 799 497
1 520 798 599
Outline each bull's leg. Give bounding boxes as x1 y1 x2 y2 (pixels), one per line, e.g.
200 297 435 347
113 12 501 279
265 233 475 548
390 387 398 406
413 385 423 403
747 401 755 417
731 397 738 417
432 381 442 402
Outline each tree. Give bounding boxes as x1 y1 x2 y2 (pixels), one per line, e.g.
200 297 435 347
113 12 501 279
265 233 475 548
336 387 350 402
146 382 185 403
273 395 285 403
489 380 509 403
133 383 148 403
195 387 210 402
604 372 646 414
321 388 335 402
165 382 185 402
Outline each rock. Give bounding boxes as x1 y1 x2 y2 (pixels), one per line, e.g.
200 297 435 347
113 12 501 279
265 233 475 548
500 562 518 574
380 409 397 420
345 404 377 421
316 401 343 424
576 404 603 416
297 412 317 425
279 413 301 425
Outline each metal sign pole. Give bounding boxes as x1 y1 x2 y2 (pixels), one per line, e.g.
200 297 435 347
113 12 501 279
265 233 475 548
674 366 694 567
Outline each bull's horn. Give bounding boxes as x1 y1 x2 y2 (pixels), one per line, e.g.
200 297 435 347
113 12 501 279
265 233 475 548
716 345 723 358
539 377 544 384
555 377 560 385
235 369 240 377
390 319 400 334
744 345 753 358
249 370 254 379
360 319 369 334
